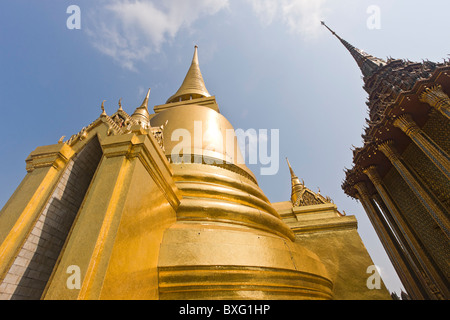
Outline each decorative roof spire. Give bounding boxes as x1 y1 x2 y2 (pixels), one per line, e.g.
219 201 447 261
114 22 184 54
131 88 151 128
286 157 298 181
286 158 334 207
321 21 386 78
166 45 211 103
286 158 305 205
100 100 107 117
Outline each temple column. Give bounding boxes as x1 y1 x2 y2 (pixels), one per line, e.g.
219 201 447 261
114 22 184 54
370 193 429 300
363 165 446 299
354 182 422 299
393 114 450 179
419 84 450 120
377 141 449 238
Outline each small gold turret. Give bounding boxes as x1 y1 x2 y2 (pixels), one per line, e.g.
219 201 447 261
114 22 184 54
286 158 305 205
166 46 211 103
131 88 151 128
286 158 334 207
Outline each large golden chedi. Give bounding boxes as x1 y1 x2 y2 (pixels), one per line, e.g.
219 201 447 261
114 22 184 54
0 47 390 300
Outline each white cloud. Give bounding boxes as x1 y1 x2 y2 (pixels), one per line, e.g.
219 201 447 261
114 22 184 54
86 0 229 70
85 0 327 70
246 0 328 39
281 0 327 38
246 0 278 25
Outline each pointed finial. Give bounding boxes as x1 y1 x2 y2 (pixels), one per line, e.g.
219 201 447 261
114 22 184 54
131 88 151 129
118 98 123 110
101 100 107 116
286 158 304 185
193 45 199 64
321 21 337 36
286 157 296 178
286 158 306 206
166 46 211 103
321 21 386 78
139 88 151 108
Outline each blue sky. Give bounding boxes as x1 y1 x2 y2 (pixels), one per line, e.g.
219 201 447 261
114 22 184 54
1 0 449 296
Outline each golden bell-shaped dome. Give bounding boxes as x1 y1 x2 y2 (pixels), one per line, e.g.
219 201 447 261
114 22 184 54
150 49 332 300
166 46 211 103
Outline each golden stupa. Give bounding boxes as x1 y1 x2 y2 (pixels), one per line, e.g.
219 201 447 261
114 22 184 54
0 47 390 300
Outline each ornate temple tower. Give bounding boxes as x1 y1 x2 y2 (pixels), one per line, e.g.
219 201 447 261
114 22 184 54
322 22 450 300
0 46 391 300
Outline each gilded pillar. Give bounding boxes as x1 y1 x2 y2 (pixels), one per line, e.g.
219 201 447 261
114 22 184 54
419 85 450 120
363 165 447 299
393 114 450 179
377 141 449 238
354 182 421 298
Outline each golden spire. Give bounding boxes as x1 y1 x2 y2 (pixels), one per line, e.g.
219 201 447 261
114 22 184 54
286 157 296 179
166 45 211 103
286 158 333 207
100 100 107 117
131 88 151 128
286 158 304 205
286 158 303 185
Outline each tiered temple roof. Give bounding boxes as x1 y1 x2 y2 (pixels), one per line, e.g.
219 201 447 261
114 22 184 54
321 22 450 198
